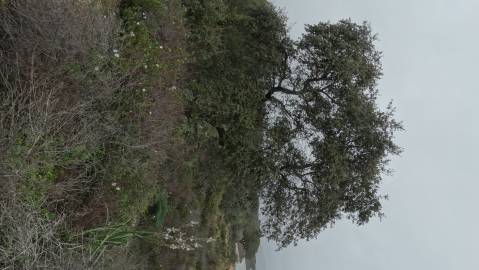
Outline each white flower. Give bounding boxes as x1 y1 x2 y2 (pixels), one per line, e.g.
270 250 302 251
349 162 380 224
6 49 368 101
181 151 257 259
155 64 160 68
142 88 146 92
159 46 163 49
111 182 117 187
206 237 215 243
94 66 100 71
130 31 135 37
149 111 152 115
114 53 120 58
113 49 118 53
136 22 140 25
167 227 178 233
144 64 148 69
115 187 121 191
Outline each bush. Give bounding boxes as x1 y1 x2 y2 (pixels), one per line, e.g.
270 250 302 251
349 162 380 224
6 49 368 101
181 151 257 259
0 0 187 267
0 197 90 269
0 0 120 210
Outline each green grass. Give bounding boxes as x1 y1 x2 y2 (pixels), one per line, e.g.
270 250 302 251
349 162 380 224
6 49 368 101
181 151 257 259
78 221 153 263
152 191 168 228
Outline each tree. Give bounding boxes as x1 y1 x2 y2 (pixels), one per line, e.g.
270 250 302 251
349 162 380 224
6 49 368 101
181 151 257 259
182 0 401 248
260 20 402 248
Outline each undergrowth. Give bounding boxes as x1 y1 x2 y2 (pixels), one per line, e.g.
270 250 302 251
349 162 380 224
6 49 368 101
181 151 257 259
0 0 186 268
1 0 268 269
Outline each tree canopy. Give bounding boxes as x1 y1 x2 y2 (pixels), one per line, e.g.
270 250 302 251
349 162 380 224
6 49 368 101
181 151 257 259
260 20 402 247
182 1 401 249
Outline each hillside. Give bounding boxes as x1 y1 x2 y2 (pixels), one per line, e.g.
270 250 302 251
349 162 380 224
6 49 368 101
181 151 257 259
0 0 274 268
0 0 400 269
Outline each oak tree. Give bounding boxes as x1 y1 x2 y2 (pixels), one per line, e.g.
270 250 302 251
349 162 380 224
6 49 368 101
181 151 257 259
261 20 402 247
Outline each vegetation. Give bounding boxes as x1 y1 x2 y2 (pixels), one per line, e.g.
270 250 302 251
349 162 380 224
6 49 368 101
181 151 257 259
261 20 402 247
0 0 401 269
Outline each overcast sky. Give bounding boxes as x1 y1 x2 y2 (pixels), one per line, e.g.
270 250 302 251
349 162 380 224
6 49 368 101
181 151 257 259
250 0 479 269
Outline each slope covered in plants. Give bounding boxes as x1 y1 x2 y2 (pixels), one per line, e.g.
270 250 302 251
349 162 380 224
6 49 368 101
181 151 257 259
0 0 400 269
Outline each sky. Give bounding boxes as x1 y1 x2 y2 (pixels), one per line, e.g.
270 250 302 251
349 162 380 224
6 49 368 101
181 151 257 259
248 0 479 269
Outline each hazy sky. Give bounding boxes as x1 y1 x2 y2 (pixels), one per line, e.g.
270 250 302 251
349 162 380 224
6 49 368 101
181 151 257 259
251 0 479 269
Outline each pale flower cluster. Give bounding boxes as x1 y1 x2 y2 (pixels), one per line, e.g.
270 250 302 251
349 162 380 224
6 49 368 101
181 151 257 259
160 222 216 252
111 182 120 191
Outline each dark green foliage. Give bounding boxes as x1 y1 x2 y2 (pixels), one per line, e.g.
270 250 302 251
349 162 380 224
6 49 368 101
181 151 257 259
261 20 402 247
181 0 401 250
180 0 402 253
181 0 288 151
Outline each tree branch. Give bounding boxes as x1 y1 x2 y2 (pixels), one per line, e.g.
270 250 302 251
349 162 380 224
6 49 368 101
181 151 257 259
264 86 300 102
